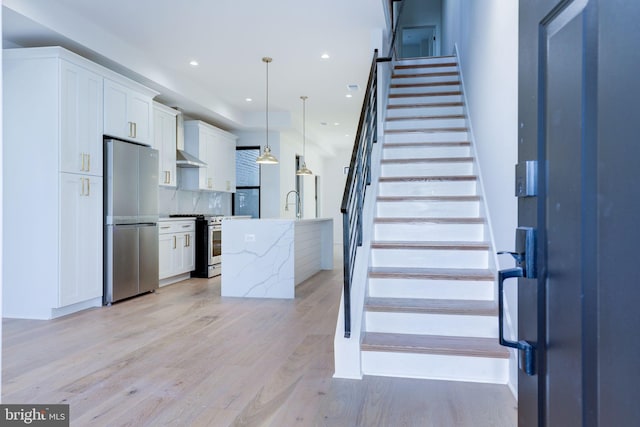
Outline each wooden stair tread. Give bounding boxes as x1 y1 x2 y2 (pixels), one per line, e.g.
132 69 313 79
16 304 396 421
386 127 469 134
391 81 461 89
365 297 497 316
389 91 462 98
374 217 485 224
383 141 470 148
361 332 509 359
386 114 466 122
388 101 464 109
369 266 495 281
377 195 480 202
379 175 477 182
393 71 459 78
395 62 458 70
381 157 473 164
371 241 490 250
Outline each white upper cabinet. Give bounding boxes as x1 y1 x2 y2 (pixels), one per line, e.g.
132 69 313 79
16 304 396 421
181 120 238 192
104 78 156 145
60 60 103 176
153 102 178 187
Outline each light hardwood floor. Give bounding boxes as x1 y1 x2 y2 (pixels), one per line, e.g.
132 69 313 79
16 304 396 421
2 263 517 426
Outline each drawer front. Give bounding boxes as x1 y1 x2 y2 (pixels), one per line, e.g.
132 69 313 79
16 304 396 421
158 220 195 234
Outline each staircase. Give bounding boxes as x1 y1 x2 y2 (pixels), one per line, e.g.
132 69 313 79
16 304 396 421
359 56 509 383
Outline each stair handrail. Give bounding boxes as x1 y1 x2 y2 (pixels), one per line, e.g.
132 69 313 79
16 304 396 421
340 1 404 339
340 49 379 338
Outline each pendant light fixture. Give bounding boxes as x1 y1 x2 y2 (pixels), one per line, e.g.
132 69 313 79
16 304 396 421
256 57 278 164
296 96 313 176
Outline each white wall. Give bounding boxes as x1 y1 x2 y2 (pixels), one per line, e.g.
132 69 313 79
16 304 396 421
322 147 351 248
442 0 519 397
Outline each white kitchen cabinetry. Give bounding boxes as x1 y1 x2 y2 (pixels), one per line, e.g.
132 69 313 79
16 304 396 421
181 120 238 192
152 102 178 187
104 77 157 145
59 173 103 306
3 47 108 319
158 220 196 286
60 60 103 176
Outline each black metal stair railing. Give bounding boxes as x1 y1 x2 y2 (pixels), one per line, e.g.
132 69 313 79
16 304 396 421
340 49 379 338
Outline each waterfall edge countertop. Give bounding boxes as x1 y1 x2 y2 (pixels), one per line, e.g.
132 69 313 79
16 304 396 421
221 218 333 298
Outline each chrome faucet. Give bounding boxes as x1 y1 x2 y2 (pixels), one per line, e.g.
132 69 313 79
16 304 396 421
284 190 301 219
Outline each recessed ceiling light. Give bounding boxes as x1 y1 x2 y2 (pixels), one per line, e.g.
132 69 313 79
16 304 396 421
245 98 253 102
345 94 353 98
334 122 340 126
189 60 199 66
347 84 359 91
321 53 330 59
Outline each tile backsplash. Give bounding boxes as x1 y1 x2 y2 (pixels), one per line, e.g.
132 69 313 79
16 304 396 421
159 187 232 216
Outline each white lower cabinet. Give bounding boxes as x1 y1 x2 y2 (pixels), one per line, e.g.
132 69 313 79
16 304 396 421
59 173 103 307
159 220 196 285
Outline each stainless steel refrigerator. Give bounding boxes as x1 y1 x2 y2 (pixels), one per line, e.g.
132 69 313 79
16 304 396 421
104 138 159 304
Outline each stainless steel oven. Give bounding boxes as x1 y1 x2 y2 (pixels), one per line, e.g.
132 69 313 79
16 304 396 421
208 219 222 277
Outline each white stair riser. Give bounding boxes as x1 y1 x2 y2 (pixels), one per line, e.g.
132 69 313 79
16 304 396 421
396 57 458 66
387 105 464 118
371 248 489 269
381 162 473 177
361 351 508 384
385 132 469 144
385 118 467 130
390 84 461 95
392 75 460 86
365 312 498 337
368 278 494 300
388 94 463 106
374 222 485 242
376 200 480 218
393 65 459 75
378 180 477 197
383 145 471 159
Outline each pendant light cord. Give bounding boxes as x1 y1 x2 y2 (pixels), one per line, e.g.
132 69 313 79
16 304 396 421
265 59 269 149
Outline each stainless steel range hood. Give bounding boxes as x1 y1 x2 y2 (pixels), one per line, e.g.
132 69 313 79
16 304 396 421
176 149 207 168
175 109 207 168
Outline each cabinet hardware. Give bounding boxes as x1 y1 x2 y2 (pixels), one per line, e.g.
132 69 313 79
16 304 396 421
81 177 85 196
133 122 137 138
128 122 134 138
173 235 177 249
208 178 213 189
87 179 90 196
87 154 91 172
168 170 171 184
182 224 191 228
81 153 85 171
160 226 170 229
184 234 189 247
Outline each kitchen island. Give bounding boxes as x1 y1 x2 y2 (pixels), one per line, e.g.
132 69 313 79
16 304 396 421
221 218 333 298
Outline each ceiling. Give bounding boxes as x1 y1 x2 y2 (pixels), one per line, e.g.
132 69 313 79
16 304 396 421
2 0 389 156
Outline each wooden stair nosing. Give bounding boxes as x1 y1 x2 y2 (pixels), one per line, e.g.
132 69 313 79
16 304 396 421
387 102 463 109
379 175 477 183
385 127 469 134
386 114 466 122
389 91 462 98
371 241 490 251
394 62 458 70
365 297 498 316
391 81 461 89
393 71 459 78
381 157 473 164
368 266 495 281
377 195 481 202
361 332 510 359
383 141 470 148
374 217 485 224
